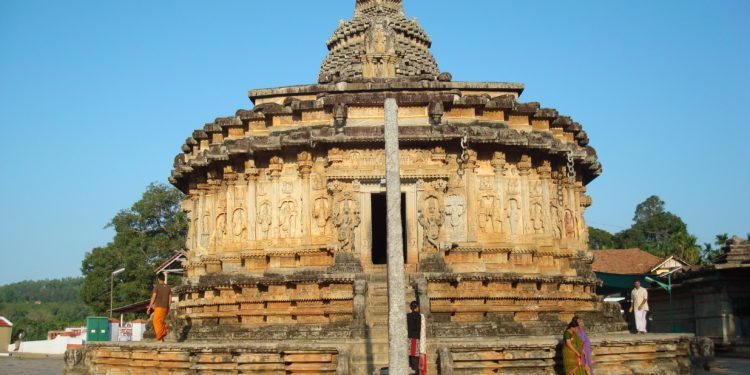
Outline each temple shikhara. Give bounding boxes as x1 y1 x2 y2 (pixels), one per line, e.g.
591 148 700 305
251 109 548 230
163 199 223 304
68 1 696 374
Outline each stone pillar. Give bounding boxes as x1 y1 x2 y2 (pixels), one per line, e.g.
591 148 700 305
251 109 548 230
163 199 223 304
438 346 454 375
384 98 408 374
464 150 478 242
298 152 313 237
269 157 283 239
245 162 259 241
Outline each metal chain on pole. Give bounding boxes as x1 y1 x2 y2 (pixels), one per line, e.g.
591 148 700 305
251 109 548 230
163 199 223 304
557 150 575 206
567 151 576 182
457 128 469 177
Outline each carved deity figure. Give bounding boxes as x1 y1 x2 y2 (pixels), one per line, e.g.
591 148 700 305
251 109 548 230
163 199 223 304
312 174 326 190
479 194 503 234
550 202 563 239
200 210 211 249
212 213 227 248
231 208 247 239
333 197 361 252
564 209 577 239
312 197 331 235
279 199 298 238
257 201 272 239
186 215 197 251
507 198 522 236
530 203 545 234
443 194 466 231
418 195 443 251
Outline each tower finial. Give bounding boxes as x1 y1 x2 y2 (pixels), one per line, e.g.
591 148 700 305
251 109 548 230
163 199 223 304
354 0 405 18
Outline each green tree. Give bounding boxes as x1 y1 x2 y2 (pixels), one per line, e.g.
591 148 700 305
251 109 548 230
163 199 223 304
701 243 719 265
80 183 186 314
612 195 700 264
715 233 729 247
671 230 700 265
588 227 615 250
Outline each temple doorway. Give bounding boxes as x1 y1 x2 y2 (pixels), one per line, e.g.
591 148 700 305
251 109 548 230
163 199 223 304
370 193 407 265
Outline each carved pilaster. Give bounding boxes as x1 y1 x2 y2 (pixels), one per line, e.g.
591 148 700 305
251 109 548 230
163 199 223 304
245 160 259 241
464 149 479 242
298 152 313 237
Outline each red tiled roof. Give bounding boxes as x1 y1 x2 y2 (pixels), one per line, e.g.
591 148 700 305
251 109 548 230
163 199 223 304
592 248 665 275
0 316 12 327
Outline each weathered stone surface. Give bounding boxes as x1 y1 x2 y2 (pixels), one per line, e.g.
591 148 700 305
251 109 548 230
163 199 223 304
69 1 693 374
319 0 439 83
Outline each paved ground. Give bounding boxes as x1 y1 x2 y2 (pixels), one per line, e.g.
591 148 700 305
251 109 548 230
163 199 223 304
0 353 748 374
695 356 750 375
0 355 64 374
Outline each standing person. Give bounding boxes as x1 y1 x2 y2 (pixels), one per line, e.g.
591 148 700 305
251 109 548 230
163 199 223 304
146 273 171 342
576 319 594 373
629 280 649 334
406 301 427 375
562 316 592 375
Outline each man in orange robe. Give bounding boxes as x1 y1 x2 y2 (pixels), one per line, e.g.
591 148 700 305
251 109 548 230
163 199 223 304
147 273 171 342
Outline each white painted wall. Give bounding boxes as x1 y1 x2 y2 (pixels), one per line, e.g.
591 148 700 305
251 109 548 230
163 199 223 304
6 335 83 355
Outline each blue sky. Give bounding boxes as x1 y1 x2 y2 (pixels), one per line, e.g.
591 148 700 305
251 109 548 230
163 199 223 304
0 0 748 285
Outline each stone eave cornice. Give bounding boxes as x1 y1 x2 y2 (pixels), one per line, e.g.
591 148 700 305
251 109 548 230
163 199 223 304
423 272 598 286
170 123 602 191
174 273 357 293
248 81 525 103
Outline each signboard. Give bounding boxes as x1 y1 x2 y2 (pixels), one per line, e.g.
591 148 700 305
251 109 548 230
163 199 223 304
118 323 133 342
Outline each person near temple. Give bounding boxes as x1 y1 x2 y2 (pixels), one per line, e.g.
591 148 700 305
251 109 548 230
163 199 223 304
562 316 592 375
406 300 427 375
146 272 171 342
629 279 649 334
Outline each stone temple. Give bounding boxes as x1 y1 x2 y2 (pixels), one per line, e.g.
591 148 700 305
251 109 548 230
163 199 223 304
69 1 696 374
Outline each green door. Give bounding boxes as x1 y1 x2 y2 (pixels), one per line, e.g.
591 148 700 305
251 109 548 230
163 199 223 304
86 317 110 342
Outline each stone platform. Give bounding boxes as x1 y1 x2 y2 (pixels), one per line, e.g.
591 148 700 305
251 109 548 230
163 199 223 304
65 333 694 375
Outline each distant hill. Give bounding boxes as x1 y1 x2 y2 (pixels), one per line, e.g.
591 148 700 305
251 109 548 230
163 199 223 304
0 277 84 303
0 277 92 340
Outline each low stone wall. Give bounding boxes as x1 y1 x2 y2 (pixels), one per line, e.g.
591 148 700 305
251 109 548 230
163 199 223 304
437 333 694 375
66 333 694 375
66 342 347 375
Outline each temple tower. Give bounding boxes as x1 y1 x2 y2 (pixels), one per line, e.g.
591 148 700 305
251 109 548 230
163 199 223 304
319 0 439 82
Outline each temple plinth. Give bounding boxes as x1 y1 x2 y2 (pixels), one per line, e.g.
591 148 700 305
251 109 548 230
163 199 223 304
67 1 696 374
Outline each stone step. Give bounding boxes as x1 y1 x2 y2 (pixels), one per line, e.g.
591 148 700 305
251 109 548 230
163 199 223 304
367 317 389 325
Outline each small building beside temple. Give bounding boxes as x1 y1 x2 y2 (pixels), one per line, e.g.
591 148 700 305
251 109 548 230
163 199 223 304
649 236 750 351
0 317 12 354
592 248 690 296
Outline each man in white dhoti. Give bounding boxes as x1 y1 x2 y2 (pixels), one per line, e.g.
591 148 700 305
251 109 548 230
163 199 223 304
629 280 649 334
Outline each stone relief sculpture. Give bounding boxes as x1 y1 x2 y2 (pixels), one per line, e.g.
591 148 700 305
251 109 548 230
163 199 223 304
200 206 211 250
478 194 503 234
418 194 443 251
564 209 577 239
212 213 227 248
332 190 361 252
550 200 563 239
231 208 247 239
443 194 466 242
279 198 299 238
507 198 522 236
257 201 272 239
312 196 331 235
530 203 545 234
312 174 326 190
